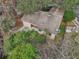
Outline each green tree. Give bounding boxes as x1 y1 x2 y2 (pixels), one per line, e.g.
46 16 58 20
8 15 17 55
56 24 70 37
4 30 46 55
7 43 40 59
1 16 15 32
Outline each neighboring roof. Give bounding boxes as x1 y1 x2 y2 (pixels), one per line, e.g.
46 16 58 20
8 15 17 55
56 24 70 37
22 8 64 34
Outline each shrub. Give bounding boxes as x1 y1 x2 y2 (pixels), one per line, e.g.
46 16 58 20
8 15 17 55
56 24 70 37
4 31 30 55
4 30 46 55
63 10 75 22
30 30 46 43
7 43 40 59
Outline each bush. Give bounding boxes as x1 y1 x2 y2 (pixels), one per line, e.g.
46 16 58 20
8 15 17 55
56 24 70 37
4 30 46 55
7 43 40 59
63 10 75 22
30 30 46 43
4 31 30 55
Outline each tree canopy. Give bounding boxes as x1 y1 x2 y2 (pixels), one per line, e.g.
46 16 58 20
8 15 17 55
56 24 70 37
7 43 40 59
4 30 46 55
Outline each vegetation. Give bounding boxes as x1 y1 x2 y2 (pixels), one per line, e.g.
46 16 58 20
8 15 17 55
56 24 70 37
52 0 79 10
61 0 79 10
70 33 79 59
1 16 15 32
7 43 40 59
72 44 79 59
74 33 79 44
17 0 52 14
15 0 79 13
63 10 76 22
30 30 46 43
4 30 46 56
54 22 65 45
59 22 65 34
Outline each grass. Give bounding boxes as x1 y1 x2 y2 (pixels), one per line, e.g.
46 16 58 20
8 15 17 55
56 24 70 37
54 22 65 45
63 10 75 22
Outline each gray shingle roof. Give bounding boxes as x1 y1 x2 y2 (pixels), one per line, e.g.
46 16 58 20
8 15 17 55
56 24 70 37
22 8 64 34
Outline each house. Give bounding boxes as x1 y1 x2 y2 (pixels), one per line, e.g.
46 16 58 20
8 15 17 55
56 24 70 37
21 8 64 39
